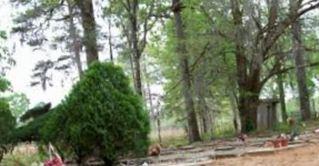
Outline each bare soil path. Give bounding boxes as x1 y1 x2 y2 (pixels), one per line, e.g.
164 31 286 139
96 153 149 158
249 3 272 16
212 143 319 166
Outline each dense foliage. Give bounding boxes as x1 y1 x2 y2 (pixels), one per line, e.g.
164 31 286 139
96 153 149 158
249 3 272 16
41 62 150 164
8 93 30 119
0 100 16 144
0 101 16 161
12 111 52 143
20 103 51 122
0 78 16 161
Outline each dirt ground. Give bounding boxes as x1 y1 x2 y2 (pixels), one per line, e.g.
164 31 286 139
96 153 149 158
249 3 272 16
127 131 319 166
212 144 319 166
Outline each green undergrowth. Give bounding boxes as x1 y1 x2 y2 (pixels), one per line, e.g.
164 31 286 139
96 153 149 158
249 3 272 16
2 150 44 166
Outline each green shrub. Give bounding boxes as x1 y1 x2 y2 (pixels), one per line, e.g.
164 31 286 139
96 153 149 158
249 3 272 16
41 62 150 165
273 122 291 133
20 103 51 122
12 111 53 143
0 100 16 143
0 99 16 161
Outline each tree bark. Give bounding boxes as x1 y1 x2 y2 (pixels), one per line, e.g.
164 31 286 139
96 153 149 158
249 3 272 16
157 116 162 143
133 56 142 95
126 35 136 86
128 0 143 96
194 61 212 134
172 0 201 142
107 18 114 62
229 91 241 134
277 73 288 122
274 47 288 122
238 89 260 132
143 61 154 116
76 0 99 65
67 0 83 77
290 0 311 120
312 98 316 113
197 91 211 134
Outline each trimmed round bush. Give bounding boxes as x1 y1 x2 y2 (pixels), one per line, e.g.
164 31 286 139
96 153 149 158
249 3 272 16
42 62 150 164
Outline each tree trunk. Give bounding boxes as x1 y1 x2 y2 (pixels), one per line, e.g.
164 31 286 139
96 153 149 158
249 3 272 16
133 56 142 95
76 0 99 65
229 92 241 134
231 0 260 132
290 0 311 120
197 97 211 134
0 155 2 163
277 73 288 122
128 41 136 86
232 106 241 134
157 116 162 143
67 0 83 76
312 98 316 113
200 109 208 133
233 1 264 131
194 61 212 134
274 45 288 122
143 62 161 143
144 62 154 115
238 92 260 132
172 0 201 142
129 0 143 96
107 18 114 62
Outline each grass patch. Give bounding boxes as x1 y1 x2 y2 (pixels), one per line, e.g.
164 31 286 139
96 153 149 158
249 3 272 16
273 122 292 133
212 128 236 139
2 152 43 166
159 136 188 148
150 127 188 147
1 143 44 166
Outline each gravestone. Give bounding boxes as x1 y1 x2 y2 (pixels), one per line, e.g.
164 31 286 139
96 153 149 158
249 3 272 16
257 99 278 130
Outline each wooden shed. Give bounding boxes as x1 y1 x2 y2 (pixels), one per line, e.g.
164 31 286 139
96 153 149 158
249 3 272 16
257 99 278 130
